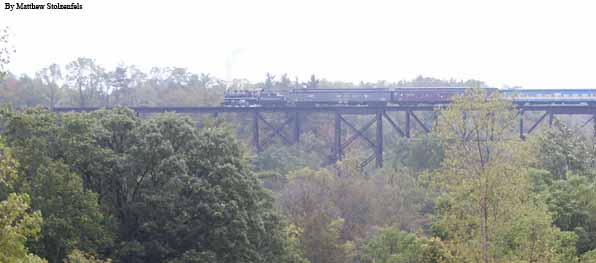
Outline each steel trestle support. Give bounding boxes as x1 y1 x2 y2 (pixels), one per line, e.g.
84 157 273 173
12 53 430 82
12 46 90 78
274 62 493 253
333 112 384 168
252 112 299 153
54 104 596 167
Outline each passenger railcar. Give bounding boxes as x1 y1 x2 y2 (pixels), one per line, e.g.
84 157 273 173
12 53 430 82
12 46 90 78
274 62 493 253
222 87 596 107
392 87 468 104
288 88 391 106
502 89 596 104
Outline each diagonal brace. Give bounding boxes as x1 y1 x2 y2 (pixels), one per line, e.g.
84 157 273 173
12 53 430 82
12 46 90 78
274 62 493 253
410 111 430 133
258 113 294 146
527 112 549 135
360 153 376 169
339 115 377 149
383 112 405 136
341 117 376 149
579 116 595 128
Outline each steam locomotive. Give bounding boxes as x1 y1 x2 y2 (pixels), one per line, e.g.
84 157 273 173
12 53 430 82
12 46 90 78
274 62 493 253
223 87 596 107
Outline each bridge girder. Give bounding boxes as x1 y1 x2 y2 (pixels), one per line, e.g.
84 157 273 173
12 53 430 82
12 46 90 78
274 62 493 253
54 104 596 169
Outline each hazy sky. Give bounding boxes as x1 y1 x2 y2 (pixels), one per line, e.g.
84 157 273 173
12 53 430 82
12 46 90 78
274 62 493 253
2 0 596 88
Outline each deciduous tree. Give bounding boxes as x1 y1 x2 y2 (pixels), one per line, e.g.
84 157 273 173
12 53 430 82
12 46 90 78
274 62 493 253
433 89 573 262
0 141 46 263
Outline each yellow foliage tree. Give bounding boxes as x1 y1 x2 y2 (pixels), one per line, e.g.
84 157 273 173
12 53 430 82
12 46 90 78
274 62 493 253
0 140 46 263
433 89 575 263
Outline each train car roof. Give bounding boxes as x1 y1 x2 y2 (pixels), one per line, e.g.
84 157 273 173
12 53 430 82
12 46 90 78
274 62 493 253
501 89 596 92
291 88 391 92
393 86 472 90
386 86 477 89
291 87 476 91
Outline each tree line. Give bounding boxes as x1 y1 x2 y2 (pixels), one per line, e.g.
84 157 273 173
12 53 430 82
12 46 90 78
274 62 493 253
0 57 487 109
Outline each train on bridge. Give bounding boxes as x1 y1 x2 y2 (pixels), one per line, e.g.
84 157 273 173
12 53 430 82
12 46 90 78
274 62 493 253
223 87 596 107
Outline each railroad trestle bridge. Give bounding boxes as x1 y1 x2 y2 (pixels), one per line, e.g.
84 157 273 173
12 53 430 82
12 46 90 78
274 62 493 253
55 105 596 169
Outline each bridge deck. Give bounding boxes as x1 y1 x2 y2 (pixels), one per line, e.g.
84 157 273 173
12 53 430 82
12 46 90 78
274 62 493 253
53 105 596 114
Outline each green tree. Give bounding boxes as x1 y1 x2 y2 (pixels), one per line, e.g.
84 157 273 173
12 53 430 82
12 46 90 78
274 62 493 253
255 132 327 175
532 120 596 179
279 164 431 263
362 227 422 263
36 64 63 109
1 109 114 262
108 65 131 106
264 73 275 91
433 89 572 262
581 249 596 262
529 123 596 255
384 134 444 174
0 141 46 263
64 250 111 263
362 227 454 263
28 161 113 262
278 73 293 92
305 74 319 89
282 224 311 263
2 108 297 263
280 168 356 263
536 173 596 255
0 193 46 263
65 57 108 107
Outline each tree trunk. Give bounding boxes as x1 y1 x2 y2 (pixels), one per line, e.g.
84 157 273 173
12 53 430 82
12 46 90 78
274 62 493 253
78 83 85 107
481 196 489 263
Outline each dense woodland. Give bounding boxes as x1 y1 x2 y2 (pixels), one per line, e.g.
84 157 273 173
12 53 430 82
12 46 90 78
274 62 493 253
3 37 596 263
